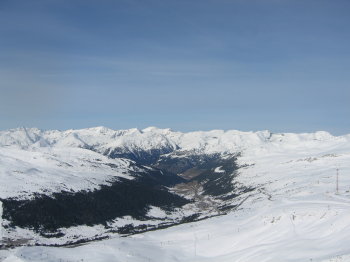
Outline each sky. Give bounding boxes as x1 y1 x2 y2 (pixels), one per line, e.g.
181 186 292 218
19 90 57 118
0 0 349 135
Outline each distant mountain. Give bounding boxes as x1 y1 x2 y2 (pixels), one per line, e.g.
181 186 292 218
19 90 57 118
1 126 346 159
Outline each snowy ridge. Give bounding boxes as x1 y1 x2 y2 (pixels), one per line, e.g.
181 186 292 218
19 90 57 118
0 146 137 199
1 126 348 154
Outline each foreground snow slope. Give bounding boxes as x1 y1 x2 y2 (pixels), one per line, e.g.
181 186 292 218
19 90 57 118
1 127 349 262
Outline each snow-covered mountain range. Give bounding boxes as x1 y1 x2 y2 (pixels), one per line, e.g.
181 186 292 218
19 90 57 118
1 127 350 262
1 126 346 156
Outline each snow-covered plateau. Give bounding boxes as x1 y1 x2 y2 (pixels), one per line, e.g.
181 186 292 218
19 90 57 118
0 127 350 262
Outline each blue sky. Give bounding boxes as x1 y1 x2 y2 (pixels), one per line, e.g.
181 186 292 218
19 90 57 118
0 0 349 134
